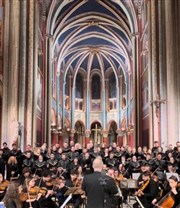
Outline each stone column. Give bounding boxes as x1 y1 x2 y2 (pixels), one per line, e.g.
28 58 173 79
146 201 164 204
150 0 160 144
18 0 27 150
2 0 10 144
32 0 39 147
176 0 180 140
69 129 75 142
116 129 124 147
6 0 20 144
86 79 90 130
158 0 167 147
58 131 63 147
102 130 108 146
165 0 178 146
85 130 91 147
51 130 58 146
147 0 153 148
131 34 139 147
26 0 35 146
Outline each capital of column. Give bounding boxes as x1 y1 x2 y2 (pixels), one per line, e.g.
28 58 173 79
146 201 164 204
116 128 125 137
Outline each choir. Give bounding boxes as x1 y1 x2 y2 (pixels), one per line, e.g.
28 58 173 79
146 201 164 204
0 140 179 208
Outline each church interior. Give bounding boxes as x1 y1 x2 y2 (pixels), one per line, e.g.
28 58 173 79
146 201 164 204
0 1 180 208
0 0 180 151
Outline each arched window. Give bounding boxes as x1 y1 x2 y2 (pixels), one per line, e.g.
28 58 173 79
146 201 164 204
76 73 83 98
109 72 116 98
92 74 100 99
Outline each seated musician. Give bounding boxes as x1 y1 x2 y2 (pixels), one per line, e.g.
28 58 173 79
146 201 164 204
133 171 159 208
0 173 10 201
137 161 151 186
152 175 180 208
19 177 42 208
56 169 83 208
35 170 58 208
18 167 31 186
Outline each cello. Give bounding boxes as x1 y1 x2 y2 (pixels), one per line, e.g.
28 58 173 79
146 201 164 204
154 191 175 208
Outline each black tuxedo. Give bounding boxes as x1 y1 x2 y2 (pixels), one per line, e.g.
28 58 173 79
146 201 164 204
82 171 118 208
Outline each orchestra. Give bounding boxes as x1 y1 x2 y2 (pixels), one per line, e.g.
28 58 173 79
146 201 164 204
0 141 179 208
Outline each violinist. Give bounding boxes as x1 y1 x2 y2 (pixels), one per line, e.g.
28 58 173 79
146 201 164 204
18 167 31 186
137 161 151 186
0 173 10 201
152 175 180 208
56 169 83 208
19 177 41 208
35 170 58 208
133 171 159 208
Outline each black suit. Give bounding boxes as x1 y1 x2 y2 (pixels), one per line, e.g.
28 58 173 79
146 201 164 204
82 171 118 208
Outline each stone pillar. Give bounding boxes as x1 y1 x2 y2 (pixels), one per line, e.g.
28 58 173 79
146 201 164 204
158 0 167 148
85 130 91 147
150 0 160 143
51 131 58 146
176 0 180 140
2 0 10 144
5 0 20 145
58 131 63 147
86 80 90 129
147 0 153 148
18 0 27 150
44 33 53 146
116 129 124 147
26 0 35 146
69 129 75 142
32 0 39 147
131 34 139 147
165 0 178 146
102 130 108 146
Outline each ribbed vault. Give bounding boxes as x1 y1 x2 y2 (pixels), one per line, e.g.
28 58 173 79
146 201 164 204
47 0 138 82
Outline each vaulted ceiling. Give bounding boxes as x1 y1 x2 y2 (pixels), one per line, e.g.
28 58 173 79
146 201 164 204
46 0 138 81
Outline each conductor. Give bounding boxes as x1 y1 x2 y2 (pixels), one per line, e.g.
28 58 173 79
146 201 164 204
82 156 118 208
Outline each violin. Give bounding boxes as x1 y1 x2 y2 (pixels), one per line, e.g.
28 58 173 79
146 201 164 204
29 186 47 196
0 180 10 192
19 186 47 202
136 179 150 197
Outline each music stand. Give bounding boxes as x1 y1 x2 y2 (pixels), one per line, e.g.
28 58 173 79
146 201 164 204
120 179 137 208
132 173 141 180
